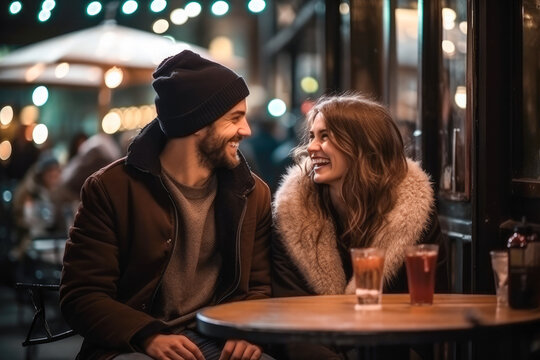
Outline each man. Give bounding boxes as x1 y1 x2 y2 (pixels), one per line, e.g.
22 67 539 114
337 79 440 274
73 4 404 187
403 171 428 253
60 50 273 360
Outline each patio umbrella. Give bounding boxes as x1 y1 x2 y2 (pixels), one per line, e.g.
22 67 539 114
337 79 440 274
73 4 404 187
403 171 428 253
0 20 212 117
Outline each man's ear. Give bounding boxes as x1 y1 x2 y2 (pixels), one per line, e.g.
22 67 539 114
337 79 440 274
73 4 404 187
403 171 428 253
193 128 205 137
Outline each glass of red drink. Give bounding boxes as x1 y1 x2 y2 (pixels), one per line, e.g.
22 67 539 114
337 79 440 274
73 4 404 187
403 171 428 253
405 244 439 305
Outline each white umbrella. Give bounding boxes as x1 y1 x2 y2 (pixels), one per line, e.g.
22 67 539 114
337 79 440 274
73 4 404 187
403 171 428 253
0 20 211 83
0 21 212 117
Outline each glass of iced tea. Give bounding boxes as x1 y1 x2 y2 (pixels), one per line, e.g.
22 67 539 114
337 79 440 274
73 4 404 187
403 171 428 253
405 244 439 305
350 247 386 310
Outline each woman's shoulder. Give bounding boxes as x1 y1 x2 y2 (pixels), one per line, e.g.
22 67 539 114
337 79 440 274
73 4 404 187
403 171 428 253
274 161 310 204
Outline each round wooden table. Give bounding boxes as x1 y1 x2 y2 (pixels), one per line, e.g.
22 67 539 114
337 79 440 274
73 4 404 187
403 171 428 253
196 294 540 346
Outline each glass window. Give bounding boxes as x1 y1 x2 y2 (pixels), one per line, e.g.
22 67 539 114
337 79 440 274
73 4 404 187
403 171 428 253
438 0 469 200
393 3 420 159
521 0 540 180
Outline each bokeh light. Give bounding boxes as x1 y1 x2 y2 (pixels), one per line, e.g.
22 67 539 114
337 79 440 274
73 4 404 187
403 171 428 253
0 106 14 126
152 19 170 33
185 2 202 17
122 0 138 15
339 2 349 15
102 112 122 134
267 98 287 117
211 1 229 16
32 123 49 145
87 1 102 16
32 86 49 106
170 8 188 25
454 86 467 109
42 0 56 12
0 141 12 161
38 9 51 22
442 40 456 55
20 105 39 125
247 0 266 13
150 0 167 13
9 1 22 14
300 76 319 93
104 67 124 88
55 62 70 78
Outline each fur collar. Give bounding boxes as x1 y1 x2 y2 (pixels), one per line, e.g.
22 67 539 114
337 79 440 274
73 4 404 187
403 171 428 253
272 158 434 295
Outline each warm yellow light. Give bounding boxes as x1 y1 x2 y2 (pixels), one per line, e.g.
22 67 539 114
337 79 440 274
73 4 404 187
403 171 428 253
153 18 169 33
442 8 456 31
20 105 39 125
459 21 467 34
55 62 70 78
102 111 122 134
0 140 12 161
25 63 46 82
32 123 48 145
300 76 319 93
454 86 466 109
170 8 188 25
104 66 123 88
442 40 456 55
141 105 156 126
339 2 349 15
209 36 234 60
0 105 14 126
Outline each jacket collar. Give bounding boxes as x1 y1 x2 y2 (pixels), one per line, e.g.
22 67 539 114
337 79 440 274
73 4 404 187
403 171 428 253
126 118 255 195
273 158 434 295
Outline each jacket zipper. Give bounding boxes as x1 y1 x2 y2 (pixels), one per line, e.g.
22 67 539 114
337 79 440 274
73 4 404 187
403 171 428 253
216 185 252 304
148 175 179 311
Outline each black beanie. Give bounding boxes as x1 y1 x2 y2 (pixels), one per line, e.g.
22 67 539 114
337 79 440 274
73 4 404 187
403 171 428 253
152 50 250 138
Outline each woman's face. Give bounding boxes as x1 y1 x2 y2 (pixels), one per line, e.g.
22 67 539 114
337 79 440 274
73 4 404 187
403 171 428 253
307 112 348 190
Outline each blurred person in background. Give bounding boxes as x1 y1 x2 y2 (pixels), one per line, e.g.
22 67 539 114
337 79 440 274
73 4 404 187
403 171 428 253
58 132 122 202
4 124 41 181
67 132 89 161
60 50 273 360
271 93 448 359
11 152 66 262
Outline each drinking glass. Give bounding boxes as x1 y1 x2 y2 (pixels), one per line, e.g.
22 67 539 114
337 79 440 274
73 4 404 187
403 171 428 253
490 250 508 307
405 244 439 305
350 247 386 310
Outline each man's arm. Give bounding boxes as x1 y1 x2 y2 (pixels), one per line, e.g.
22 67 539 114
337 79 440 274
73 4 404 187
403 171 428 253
59 174 164 351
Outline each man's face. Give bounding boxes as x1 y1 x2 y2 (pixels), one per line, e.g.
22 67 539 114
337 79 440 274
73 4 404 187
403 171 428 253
197 99 251 170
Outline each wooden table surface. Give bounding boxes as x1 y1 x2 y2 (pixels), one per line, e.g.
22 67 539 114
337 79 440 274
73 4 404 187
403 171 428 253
196 294 540 346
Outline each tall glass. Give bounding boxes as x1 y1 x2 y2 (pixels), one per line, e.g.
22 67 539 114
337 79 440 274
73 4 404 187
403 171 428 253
350 248 386 310
405 244 439 305
490 250 508 307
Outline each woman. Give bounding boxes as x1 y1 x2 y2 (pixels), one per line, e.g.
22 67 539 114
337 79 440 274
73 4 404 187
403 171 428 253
271 93 448 359
11 153 65 262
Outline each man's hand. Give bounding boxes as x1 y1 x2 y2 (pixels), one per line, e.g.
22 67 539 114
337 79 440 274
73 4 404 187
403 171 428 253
219 339 262 360
144 334 205 360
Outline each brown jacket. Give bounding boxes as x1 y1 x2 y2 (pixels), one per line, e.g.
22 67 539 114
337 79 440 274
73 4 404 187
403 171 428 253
60 119 272 360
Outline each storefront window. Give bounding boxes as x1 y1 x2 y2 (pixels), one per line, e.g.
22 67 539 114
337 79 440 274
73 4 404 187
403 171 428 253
438 0 469 200
521 0 540 181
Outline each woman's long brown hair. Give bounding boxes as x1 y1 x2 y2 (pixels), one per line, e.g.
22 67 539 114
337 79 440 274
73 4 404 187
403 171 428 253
293 92 408 248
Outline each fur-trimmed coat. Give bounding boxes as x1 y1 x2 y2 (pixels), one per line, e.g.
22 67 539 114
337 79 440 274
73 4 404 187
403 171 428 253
272 158 448 297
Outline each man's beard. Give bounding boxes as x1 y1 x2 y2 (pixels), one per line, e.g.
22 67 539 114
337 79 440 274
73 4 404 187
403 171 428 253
197 126 242 170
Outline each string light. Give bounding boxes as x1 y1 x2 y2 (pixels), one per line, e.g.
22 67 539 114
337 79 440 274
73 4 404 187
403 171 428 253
9 1 22 15
122 0 138 15
211 1 229 16
87 1 102 16
185 2 202 17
